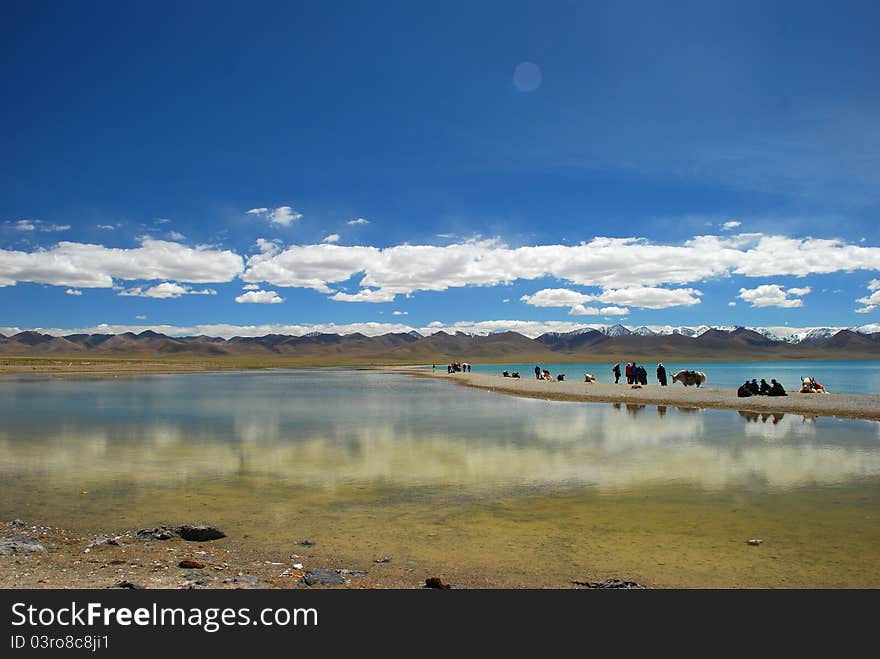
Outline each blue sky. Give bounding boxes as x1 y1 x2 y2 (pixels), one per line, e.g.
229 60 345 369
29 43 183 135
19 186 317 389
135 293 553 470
3 0 880 337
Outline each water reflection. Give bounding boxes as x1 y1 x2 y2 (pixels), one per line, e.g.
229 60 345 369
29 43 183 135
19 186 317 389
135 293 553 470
1 371 879 493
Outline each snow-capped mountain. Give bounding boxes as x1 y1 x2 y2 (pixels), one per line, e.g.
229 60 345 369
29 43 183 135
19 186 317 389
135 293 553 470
604 324 632 337
539 324 880 343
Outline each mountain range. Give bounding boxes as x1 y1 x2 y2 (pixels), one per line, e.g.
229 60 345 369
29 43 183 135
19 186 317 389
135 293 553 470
2 324 880 362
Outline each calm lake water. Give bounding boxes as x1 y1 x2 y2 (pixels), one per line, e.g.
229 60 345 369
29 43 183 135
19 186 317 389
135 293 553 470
467 360 880 394
2 369 879 587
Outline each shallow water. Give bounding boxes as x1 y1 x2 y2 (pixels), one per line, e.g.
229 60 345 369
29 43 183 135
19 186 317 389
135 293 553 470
466 360 880 394
1 369 879 587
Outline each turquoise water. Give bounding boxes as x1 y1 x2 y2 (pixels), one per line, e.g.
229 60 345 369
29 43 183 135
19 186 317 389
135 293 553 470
465 360 880 394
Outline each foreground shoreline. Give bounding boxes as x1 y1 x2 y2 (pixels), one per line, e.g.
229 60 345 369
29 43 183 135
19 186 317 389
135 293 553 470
409 370 880 422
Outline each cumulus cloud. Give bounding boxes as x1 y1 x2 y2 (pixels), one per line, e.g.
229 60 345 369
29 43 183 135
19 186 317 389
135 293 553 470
738 284 806 308
855 279 880 313
392 310 408 316
241 234 880 303
13 220 36 231
330 288 396 303
347 218 369 225
521 286 701 312
234 290 284 304
241 283 260 290
323 233 340 244
721 221 742 231
65 289 82 296
119 282 218 299
167 231 186 241
0 238 243 288
787 287 812 297
247 206 302 226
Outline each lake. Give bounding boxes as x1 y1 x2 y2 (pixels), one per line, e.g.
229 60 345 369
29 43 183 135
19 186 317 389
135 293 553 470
465 360 880 394
2 369 879 587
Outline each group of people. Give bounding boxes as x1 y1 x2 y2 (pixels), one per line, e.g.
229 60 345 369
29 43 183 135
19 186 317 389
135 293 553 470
532 365 565 381
737 378 787 397
612 362 668 386
501 370 521 378
446 362 471 373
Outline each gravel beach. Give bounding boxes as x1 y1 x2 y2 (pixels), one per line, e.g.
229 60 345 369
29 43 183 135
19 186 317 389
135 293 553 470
415 370 880 421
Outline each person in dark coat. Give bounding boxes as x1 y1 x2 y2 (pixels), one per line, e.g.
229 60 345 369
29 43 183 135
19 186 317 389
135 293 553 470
747 379 760 396
639 366 647 385
737 381 753 398
612 363 621 384
768 379 787 396
656 363 667 386
625 363 633 384
759 379 771 395
535 365 541 380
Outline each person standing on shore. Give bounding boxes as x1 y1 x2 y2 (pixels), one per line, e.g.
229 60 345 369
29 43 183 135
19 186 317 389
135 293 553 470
657 363 667 386
612 363 621 384
535 364 541 380
625 362 632 384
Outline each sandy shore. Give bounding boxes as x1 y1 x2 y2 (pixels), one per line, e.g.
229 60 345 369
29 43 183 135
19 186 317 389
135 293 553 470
413 370 880 422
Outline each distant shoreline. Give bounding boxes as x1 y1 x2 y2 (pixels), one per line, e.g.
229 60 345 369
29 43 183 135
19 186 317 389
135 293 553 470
408 370 880 422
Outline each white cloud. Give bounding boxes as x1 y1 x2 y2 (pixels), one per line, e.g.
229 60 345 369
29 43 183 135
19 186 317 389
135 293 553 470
234 290 284 304
65 289 82 296
856 281 880 312
502 298 510 303
167 231 186 241
728 301 737 307
246 206 302 226
242 283 260 290
569 304 629 316
0 238 243 288
323 233 340 244
392 310 408 316
721 221 742 231
787 286 812 297
241 234 880 303
96 224 116 230
738 284 805 308
119 282 218 299
135 314 147 320
330 288 396 303
347 218 369 225
521 286 700 312
154 218 172 224
8 219 68 232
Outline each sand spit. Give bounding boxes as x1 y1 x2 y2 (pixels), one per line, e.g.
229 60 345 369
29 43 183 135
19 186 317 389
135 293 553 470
411 370 880 422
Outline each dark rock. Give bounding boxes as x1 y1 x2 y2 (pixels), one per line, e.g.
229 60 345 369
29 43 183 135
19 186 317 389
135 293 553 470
425 577 451 590
339 569 368 577
572 578 643 589
181 573 213 586
225 575 260 587
10 519 27 530
375 556 392 563
178 559 206 569
297 539 316 547
0 536 46 556
136 527 176 541
113 580 144 589
176 525 226 542
301 569 346 586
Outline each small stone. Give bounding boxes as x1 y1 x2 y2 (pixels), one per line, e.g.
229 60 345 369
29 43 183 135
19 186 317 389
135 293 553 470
10 519 27 530
297 539 316 547
113 580 144 589
747 539 763 546
572 578 642 589
178 559 206 569
176 525 226 542
136 527 176 541
425 577 451 589
0 536 46 556
301 569 345 586
375 556 392 563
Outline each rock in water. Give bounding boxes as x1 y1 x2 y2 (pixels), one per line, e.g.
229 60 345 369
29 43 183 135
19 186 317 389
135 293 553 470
176 525 226 542
0 536 46 556
301 569 346 586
